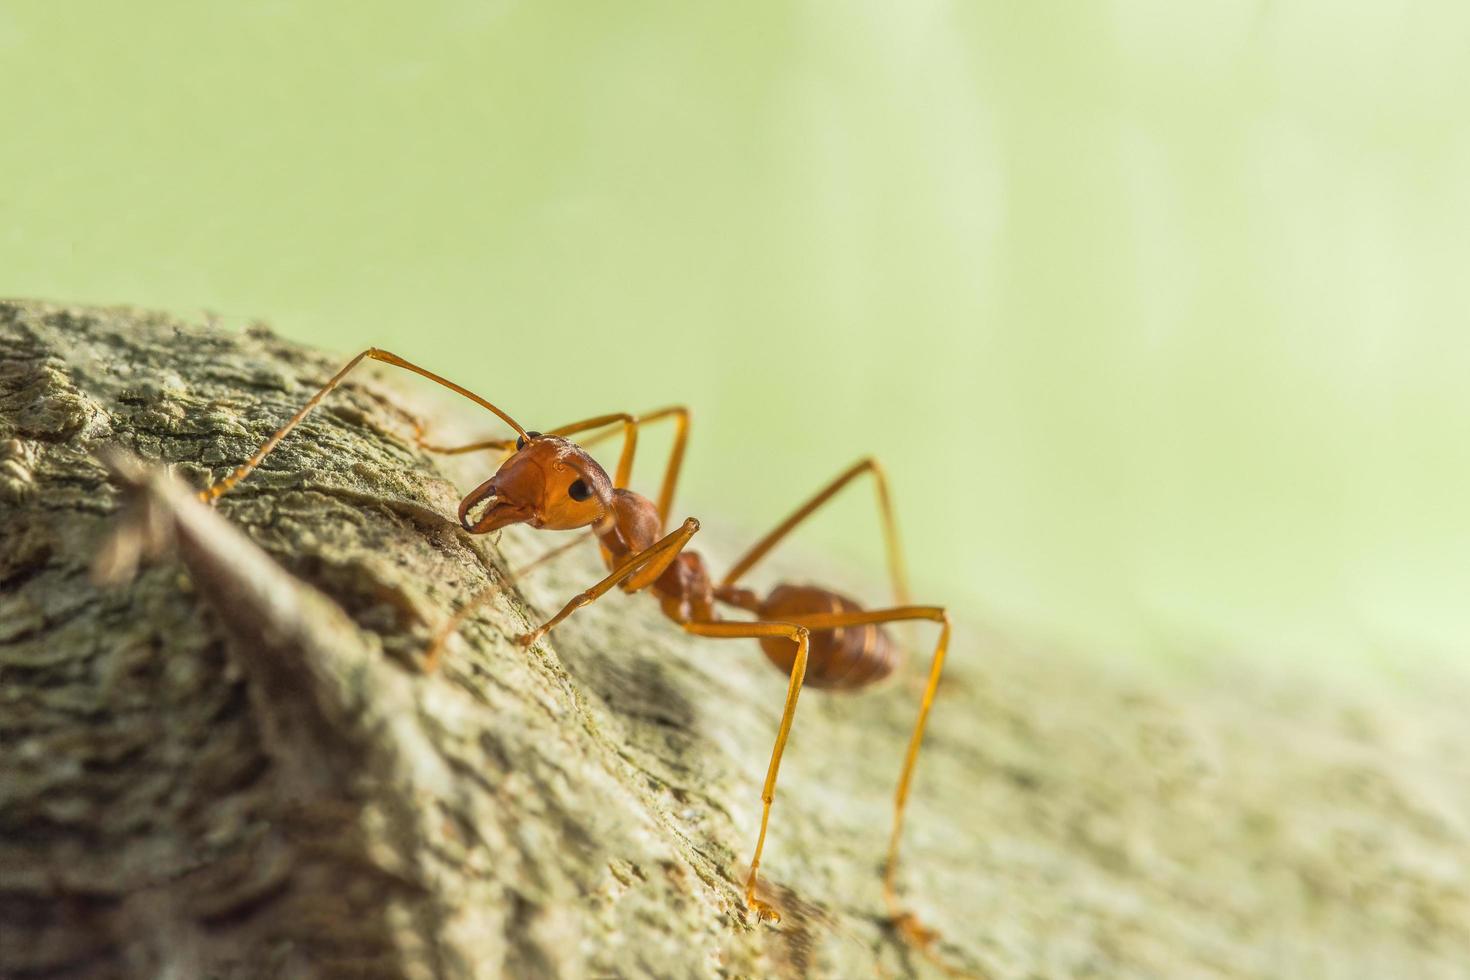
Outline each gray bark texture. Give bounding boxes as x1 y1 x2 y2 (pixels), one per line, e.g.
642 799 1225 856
2 300 1469 980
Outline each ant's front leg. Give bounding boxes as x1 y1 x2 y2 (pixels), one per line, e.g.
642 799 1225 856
409 420 514 457
420 521 695 672
515 518 700 647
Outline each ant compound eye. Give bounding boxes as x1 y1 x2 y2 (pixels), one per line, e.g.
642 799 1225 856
516 431 543 451
568 479 592 501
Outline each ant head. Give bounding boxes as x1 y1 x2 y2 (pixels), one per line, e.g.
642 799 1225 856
458 432 613 534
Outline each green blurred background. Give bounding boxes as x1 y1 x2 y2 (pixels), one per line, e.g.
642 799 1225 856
3 2 1467 665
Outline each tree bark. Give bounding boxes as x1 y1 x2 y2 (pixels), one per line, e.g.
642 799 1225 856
2 301 1468 979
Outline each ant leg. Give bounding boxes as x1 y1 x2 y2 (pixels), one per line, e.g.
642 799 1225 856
413 416 637 584
778 605 955 962
420 526 617 672
511 533 592 577
199 348 527 503
418 407 688 662
411 430 515 457
421 580 501 672
517 518 700 647
424 411 688 604
544 413 640 489
419 404 689 527
425 519 698 669
418 411 644 484
499 406 691 577
720 457 911 607
509 406 690 526
412 413 644 485
566 406 690 531
681 618 811 923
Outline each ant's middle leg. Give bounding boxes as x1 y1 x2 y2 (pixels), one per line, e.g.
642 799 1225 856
421 517 699 671
515 517 700 648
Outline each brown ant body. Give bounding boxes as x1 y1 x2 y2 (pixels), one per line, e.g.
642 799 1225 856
200 348 955 957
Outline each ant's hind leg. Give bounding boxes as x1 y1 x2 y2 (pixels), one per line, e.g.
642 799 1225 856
682 618 811 923
778 604 962 969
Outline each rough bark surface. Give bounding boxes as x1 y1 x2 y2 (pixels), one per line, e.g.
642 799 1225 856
2 301 1469 979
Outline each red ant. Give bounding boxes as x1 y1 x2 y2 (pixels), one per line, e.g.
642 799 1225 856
199 348 955 957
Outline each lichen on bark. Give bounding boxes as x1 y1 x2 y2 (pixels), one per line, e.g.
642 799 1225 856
3 301 1470 979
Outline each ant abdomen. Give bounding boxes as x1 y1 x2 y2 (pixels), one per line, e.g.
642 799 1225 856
758 584 898 690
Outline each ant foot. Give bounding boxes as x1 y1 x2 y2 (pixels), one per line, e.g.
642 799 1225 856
407 417 437 451
893 910 940 947
746 896 782 924
515 629 543 648
895 912 988 979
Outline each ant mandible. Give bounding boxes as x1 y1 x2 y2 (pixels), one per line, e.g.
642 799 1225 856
198 347 954 953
